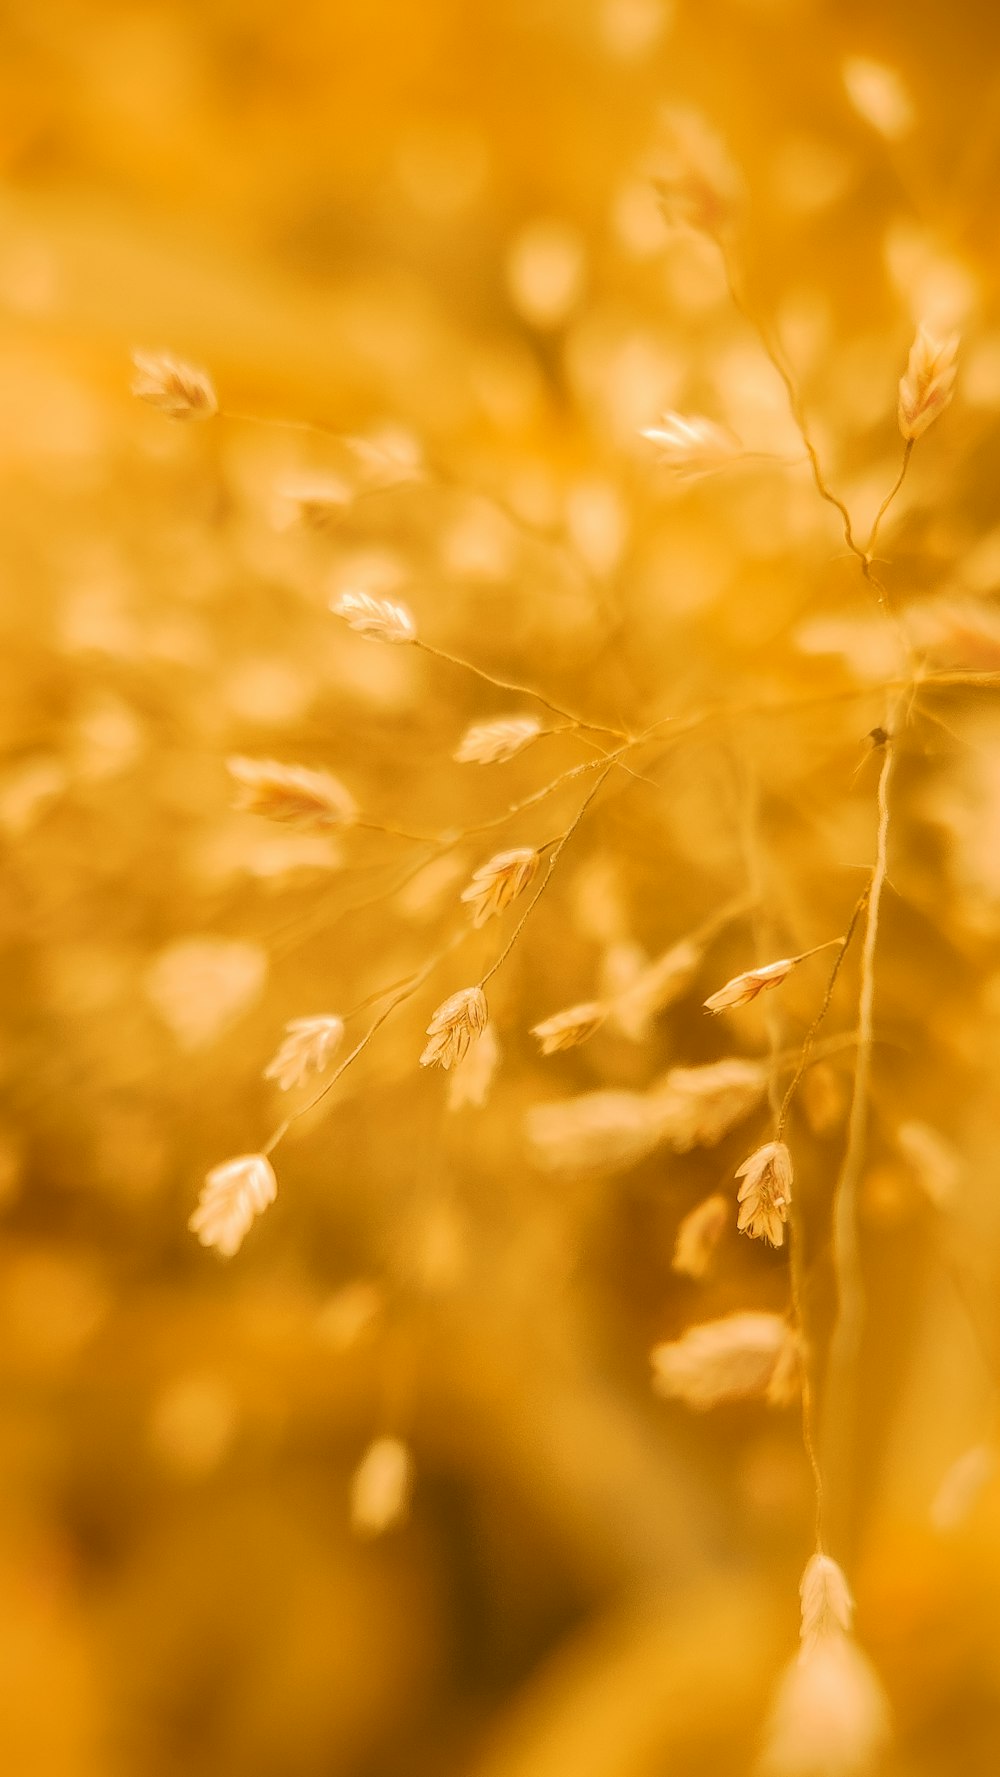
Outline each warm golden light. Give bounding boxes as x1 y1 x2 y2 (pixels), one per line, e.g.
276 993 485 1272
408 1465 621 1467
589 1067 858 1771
4 3 1000 1773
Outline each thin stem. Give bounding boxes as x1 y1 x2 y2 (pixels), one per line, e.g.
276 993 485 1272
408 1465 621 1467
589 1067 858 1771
478 752 624 989
260 737 646 1155
775 893 871 1138
821 707 898 1550
261 929 466 1155
712 236 915 662
416 639 629 741
730 743 783 1121
712 239 862 559
356 818 439 845
865 439 913 561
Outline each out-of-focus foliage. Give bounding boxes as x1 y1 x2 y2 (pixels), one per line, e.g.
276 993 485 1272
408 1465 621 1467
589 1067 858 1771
3 1 1000 1773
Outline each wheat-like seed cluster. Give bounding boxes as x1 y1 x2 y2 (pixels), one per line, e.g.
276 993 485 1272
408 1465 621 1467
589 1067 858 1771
130 348 218 419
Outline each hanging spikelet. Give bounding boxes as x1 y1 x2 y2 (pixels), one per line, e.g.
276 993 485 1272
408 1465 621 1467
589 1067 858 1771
188 1154 277 1258
130 348 218 419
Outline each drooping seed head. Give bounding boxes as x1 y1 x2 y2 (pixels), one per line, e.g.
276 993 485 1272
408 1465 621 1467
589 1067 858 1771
799 1554 855 1650
420 986 489 1070
898 322 959 442
453 714 543 765
331 588 416 644
641 411 743 478
263 1015 345 1091
228 756 357 831
651 1311 798 1410
130 348 218 419
189 1153 277 1258
460 847 540 928
735 1140 793 1247
704 956 798 1013
672 1193 729 1280
532 1000 607 1055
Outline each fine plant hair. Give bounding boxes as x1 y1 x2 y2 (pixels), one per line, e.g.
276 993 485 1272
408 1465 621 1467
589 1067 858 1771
132 103 992 1777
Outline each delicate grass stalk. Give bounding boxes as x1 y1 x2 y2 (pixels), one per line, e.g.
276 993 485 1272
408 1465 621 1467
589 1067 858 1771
864 439 913 563
478 754 622 989
260 929 467 1156
821 712 898 1549
711 235 918 666
259 752 625 1156
415 638 629 741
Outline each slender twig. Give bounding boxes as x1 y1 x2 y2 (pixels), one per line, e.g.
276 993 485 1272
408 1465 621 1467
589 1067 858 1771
821 706 899 1548
415 638 629 741
261 929 467 1155
775 891 871 1138
478 752 624 988
865 439 914 562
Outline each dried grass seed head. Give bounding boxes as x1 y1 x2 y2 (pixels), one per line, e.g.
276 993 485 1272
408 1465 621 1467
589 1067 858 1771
736 1139 793 1247
653 1057 768 1151
532 1000 607 1054
130 348 218 419
758 1632 891 1777
228 756 357 831
651 1311 797 1410
672 1192 729 1280
527 1087 666 1173
453 713 543 765
189 1153 277 1258
641 411 743 478
898 322 959 442
460 847 540 927
264 1014 345 1091
420 985 489 1070
800 1554 855 1649
331 588 417 644
704 956 798 1013
610 937 702 1041
647 106 742 235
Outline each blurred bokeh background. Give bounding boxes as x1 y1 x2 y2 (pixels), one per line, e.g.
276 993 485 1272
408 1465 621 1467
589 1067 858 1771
4 1 1000 1772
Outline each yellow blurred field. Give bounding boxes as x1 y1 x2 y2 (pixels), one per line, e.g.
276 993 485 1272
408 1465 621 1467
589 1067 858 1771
3 3 1000 1773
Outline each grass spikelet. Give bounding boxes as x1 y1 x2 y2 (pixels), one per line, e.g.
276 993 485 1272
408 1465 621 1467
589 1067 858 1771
705 957 798 1013
460 847 540 927
898 323 959 442
759 1634 891 1776
527 1087 666 1173
532 1000 607 1054
188 1154 277 1258
640 411 743 478
453 714 544 765
330 588 417 644
759 1551 889 1777
653 1058 768 1151
228 756 357 830
672 1193 729 1280
651 1312 797 1410
609 937 702 1041
420 986 488 1070
736 1140 794 1247
799 1555 855 1649
647 104 741 234
130 348 218 419
263 1015 345 1091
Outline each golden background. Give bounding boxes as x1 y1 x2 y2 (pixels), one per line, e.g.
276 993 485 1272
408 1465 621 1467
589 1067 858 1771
3 1 1000 1773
